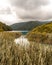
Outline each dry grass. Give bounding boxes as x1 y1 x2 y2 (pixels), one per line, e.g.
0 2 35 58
27 33 52 44
0 32 52 65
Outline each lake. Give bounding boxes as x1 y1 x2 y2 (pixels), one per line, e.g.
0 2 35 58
8 30 29 35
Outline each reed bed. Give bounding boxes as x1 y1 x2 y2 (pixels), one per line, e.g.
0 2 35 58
0 32 52 65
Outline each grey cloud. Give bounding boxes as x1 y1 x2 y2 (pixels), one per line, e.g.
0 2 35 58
17 9 52 21
15 7 43 20
10 0 48 10
9 0 52 21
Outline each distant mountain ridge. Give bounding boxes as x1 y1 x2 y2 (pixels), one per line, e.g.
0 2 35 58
11 21 47 30
0 22 12 31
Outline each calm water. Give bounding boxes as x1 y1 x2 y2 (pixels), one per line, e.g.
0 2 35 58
9 31 29 35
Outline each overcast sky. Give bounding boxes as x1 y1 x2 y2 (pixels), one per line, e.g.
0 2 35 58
0 0 52 25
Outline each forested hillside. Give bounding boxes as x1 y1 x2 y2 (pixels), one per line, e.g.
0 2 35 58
11 21 47 30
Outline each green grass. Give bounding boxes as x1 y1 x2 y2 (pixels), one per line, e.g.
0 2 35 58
0 32 52 65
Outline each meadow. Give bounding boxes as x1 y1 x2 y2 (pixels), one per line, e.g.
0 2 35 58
0 32 52 65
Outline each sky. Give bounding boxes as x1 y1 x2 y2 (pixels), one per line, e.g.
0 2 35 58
0 0 52 25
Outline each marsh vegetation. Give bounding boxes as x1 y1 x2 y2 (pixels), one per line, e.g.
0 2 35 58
0 32 52 65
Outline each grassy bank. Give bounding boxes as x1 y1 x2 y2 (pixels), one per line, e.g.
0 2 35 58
0 32 52 65
27 33 52 44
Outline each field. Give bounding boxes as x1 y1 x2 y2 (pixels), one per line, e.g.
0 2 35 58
0 32 52 65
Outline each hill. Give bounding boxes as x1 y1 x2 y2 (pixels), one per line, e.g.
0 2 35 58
29 22 52 33
11 21 47 30
0 22 12 31
27 22 52 44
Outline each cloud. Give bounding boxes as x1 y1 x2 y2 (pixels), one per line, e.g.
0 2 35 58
0 0 22 25
9 0 52 21
0 0 52 25
10 0 48 10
